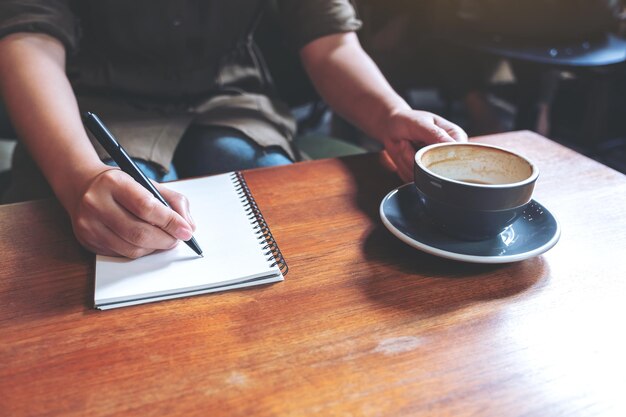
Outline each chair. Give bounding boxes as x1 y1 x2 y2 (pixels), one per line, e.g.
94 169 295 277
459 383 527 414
438 27 626 160
423 0 625 148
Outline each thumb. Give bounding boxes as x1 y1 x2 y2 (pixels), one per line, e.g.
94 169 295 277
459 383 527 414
154 182 196 231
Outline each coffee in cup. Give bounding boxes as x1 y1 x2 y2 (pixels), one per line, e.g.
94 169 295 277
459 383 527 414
413 142 538 240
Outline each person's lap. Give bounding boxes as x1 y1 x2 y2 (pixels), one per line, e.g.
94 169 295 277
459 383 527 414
108 126 293 182
172 125 292 179
3 125 293 203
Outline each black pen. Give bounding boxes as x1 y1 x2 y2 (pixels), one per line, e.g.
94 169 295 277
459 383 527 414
82 111 203 257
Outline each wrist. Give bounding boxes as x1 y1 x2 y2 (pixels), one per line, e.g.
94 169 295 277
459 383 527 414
49 161 111 214
370 99 411 142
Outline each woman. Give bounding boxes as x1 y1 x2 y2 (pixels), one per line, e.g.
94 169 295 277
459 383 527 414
0 0 466 258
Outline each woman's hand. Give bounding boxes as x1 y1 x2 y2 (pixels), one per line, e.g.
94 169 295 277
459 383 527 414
300 33 467 182
69 168 196 258
381 109 468 181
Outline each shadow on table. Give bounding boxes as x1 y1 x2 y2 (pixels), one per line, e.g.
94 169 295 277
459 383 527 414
358 225 548 316
336 154 548 317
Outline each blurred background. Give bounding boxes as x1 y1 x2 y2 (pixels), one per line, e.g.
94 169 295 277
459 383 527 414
355 0 626 175
2 0 626 193
263 0 626 174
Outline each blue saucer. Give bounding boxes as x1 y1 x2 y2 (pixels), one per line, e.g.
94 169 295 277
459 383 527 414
379 184 561 263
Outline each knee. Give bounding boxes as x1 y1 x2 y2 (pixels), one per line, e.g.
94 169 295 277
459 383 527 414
213 136 292 169
174 127 292 177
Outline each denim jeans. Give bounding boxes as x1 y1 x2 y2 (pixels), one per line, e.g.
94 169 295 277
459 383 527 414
107 126 293 182
172 126 293 179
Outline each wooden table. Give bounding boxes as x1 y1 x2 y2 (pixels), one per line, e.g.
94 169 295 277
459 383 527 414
2 131 626 417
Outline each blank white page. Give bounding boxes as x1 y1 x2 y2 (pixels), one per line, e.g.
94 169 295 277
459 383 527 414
94 173 282 308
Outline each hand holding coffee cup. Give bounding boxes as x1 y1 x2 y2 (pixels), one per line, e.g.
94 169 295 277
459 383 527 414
413 143 538 240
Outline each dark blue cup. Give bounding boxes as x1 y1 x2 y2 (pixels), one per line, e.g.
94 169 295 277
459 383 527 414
414 143 538 241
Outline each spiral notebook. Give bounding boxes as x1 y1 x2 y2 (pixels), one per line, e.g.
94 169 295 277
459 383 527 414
94 172 287 310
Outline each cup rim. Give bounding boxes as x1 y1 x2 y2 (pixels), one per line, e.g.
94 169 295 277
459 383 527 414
414 142 539 188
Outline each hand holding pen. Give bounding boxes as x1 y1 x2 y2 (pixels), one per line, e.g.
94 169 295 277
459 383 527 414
75 112 202 258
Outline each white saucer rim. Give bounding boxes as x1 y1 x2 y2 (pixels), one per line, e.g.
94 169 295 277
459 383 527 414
379 185 561 264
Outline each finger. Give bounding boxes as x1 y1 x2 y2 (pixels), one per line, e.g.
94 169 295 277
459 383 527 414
424 124 455 144
111 178 193 241
405 119 454 146
434 116 469 142
397 144 417 182
386 140 416 182
81 181 181 251
98 223 158 259
101 201 181 251
74 215 158 258
155 182 196 231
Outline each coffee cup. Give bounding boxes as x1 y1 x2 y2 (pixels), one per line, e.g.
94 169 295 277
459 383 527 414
413 142 538 240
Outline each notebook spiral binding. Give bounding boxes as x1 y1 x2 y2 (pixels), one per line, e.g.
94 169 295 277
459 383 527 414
231 172 288 275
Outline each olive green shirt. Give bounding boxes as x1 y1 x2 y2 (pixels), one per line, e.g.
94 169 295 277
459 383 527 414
0 0 361 174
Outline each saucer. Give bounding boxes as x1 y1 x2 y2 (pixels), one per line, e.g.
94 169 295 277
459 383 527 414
379 184 561 264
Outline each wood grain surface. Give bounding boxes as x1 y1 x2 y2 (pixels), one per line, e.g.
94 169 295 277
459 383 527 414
1 131 625 417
